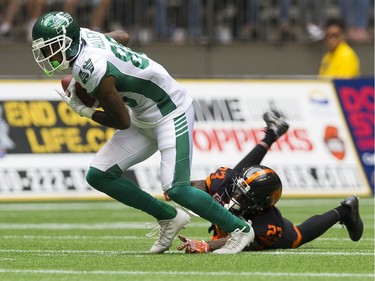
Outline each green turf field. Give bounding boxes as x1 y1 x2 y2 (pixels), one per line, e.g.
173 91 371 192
0 197 373 281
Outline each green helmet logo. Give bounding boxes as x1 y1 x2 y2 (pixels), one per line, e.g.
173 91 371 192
41 12 74 34
31 11 81 76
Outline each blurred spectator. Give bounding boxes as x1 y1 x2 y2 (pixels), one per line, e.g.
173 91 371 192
318 18 360 78
110 0 153 45
187 0 202 41
111 0 132 30
214 0 237 44
1 0 372 45
0 0 45 41
338 0 372 43
0 0 110 41
155 0 169 40
278 0 295 42
300 0 325 42
240 0 260 41
89 0 111 32
154 0 202 43
57 0 111 32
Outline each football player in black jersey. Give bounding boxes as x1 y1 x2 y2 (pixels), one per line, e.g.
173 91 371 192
176 112 364 253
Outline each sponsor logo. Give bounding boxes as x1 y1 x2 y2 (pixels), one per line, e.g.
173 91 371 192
79 59 94 84
324 125 345 160
42 12 73 34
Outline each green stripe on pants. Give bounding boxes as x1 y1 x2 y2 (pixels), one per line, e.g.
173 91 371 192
172 114 191 187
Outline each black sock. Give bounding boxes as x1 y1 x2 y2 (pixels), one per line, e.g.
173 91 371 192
261 128 277 147
297 208 343 245
334 205 351 221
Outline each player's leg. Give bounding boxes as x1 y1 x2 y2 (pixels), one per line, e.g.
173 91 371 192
232 110 289 173
295 209 341 246
86 125 177 221
162 105 254 254
296 195 363 246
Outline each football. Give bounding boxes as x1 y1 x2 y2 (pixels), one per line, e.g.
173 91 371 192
60 75 99 108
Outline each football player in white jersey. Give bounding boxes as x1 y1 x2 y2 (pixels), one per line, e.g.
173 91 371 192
31 11 254 254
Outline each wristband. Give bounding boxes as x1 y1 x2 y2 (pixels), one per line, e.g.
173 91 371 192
79 107 96 119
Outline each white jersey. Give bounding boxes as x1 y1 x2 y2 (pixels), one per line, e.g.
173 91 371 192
71 28 193 128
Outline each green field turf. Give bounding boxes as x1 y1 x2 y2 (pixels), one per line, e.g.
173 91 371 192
0 197 373 281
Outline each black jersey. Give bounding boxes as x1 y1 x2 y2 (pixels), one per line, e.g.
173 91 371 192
205 167 302 250
205 167 236 206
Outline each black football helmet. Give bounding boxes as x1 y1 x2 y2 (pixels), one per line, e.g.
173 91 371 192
227 165 282 214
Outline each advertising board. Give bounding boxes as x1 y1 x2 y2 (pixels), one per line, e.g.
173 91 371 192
0 79 371 200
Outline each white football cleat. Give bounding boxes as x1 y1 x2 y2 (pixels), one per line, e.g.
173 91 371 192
213 221 255 254
149 209 191 254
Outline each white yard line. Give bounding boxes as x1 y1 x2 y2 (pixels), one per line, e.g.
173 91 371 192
1 235 374 242
0 249 373 256
0 268 373 278
0 202 125 211
0 222 210 229
1 235 142 239
0 198 372 211
0 221 372 230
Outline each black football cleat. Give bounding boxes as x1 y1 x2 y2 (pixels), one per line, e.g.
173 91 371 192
340 195 364 242
263 111 289 139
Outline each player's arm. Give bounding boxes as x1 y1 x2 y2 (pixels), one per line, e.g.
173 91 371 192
177 235 228 253
91 76 131 129
190 180 207 192
206 238 228 251
191 167 231 194
106 30 130 46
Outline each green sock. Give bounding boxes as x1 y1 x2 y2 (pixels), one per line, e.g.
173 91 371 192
167 185 249 233
86 167 176 220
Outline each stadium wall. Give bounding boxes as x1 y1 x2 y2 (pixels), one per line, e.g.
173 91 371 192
0 43 373 78
0 78 373 201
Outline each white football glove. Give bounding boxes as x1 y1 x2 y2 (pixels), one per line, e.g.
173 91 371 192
55 77 96 119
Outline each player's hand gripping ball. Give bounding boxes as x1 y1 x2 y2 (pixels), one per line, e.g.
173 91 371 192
61 75 99 108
